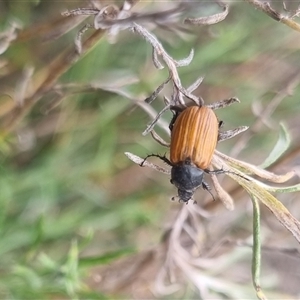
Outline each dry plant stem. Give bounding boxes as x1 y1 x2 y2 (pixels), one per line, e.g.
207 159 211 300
152 47 164 69
1 30 105 135
244 0 300 33
89 3 192 29
132 23 201 106
16 15 88 42
0 22 20 54
184 3 229 25
150 130 170 147
62 8 99 17
137 102 170 135
209 171 234 211
15 66 34 106
142 104 171 136
207 97 240 110
145 76 172 104
163 207 189 285
215 150 295 183
186 76 204 94
218 126 249 142
169 206 190 255
132 23 205 136
75 24 94 53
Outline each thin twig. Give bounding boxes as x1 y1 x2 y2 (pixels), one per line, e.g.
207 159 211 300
245 0 300 33
184 4 229 26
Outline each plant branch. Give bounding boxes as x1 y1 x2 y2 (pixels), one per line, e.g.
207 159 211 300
245 0 300 33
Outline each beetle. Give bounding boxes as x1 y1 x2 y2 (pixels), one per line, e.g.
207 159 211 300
142 105 226 203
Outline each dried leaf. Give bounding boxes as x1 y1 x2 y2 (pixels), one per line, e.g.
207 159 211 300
175 48 194 67
124 152 170 174
218 126 249 142
150 130 170 148
210 174 234 211
184 4 229 25
207 97 240 110
230 174 300 244
215 151 295 183
252 180 300 194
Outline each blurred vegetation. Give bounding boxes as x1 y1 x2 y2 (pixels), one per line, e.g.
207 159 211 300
0 0 300 299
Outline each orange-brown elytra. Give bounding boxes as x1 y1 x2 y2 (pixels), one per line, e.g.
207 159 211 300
170 106 218 169
169 106 221 202
142 105 225 203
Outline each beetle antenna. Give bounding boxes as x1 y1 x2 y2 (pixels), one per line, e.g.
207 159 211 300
205 167 250 182
226 170 250 181
205 168 226 175
169 109 181 132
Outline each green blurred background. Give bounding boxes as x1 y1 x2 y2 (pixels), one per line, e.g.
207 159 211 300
0 1 300 299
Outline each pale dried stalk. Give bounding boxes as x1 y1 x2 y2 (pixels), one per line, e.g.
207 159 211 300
245 0 300 33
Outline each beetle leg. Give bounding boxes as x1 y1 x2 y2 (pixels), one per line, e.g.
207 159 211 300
169 105 189 131
169 111 177 132
168 108 182 132
150 130 170 147
173 195 192 204
205 167 250 181
204 168 226 175
202 181 216 201
140 153 173 167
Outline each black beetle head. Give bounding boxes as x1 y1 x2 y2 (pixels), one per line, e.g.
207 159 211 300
177 189 194 203
171 163 204 202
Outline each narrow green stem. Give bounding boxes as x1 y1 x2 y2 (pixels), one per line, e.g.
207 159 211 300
251 195 267 300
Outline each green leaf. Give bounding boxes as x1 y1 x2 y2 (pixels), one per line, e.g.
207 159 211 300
13 265 42 289
260 123 290 169
79 248 135 268
254 180 300 193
